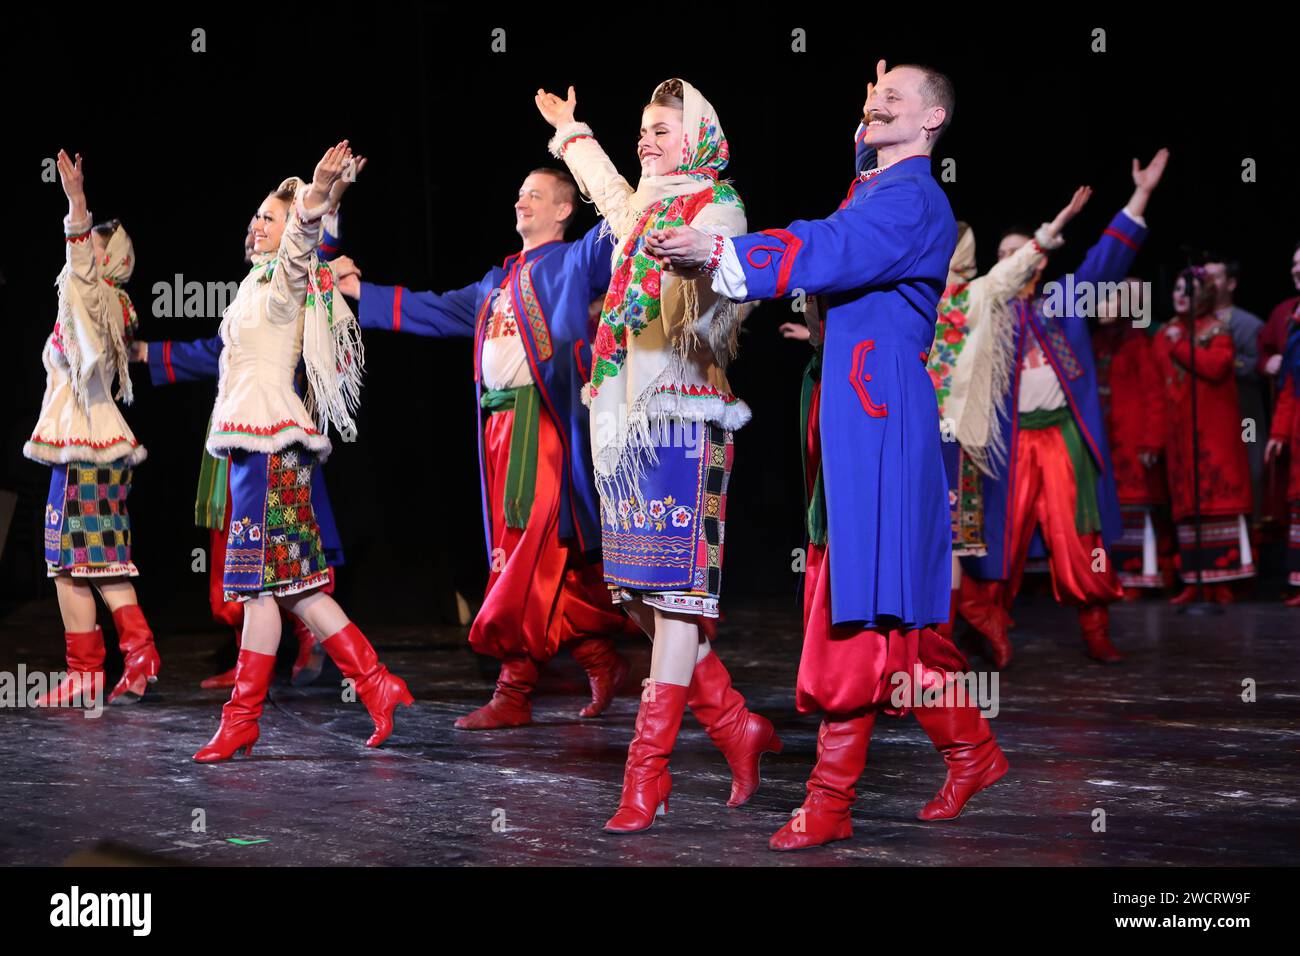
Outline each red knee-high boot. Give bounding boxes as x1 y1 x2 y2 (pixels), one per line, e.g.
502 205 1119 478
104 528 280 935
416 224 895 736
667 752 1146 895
605 679 689 833
321 622 414 747
193 649 276 762
912 696 1009 820
454 653 538 730
686 651 782 807
108 605 161 704
957 577 1013 667
769 712 874 851
34 627 106 707
1079 604 1124 663
569 637 630 719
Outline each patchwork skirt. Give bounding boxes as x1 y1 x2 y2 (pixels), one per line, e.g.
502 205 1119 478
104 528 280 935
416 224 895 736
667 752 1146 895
222 445 330 602
601 421 732 618
44 460 138 578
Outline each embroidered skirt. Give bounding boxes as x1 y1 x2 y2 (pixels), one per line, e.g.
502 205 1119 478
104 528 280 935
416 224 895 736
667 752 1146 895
222 445 330 602
1114 505 1164 589
602 422 731 618
1175 514 1256 584
44 460 138 578
944 442 986 557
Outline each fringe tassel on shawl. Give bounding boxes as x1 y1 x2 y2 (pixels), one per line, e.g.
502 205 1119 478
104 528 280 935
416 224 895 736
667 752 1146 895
955 293 1016 478
302 256 366 439
54 265 134 413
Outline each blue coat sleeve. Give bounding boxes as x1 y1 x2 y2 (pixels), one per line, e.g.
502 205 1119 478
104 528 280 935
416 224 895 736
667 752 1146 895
147 336 223 385
564 221 615 299
732 177 931 301
357 280 481 338
1067 210 1147 291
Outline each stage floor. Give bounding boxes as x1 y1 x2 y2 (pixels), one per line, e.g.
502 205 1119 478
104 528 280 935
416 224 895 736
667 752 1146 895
0 594 1296 866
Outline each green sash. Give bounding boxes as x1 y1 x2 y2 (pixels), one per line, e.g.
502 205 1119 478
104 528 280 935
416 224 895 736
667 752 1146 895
799 351 828 547
194 414 228 530
1017 406 1101 535
481 385 540 529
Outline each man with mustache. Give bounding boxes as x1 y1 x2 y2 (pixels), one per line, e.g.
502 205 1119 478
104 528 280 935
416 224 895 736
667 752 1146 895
331 169 634 729
647 62 1012 851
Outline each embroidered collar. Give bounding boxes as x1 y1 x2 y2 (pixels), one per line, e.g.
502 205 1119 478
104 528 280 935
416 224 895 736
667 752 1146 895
858 153 931 182
505 239 564 271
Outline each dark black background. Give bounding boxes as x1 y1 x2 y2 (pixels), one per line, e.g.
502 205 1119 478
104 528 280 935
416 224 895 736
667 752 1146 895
2 7 1295 625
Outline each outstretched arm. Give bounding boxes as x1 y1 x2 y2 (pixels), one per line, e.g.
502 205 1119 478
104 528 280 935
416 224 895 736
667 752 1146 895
137 336 224 386
1069 150 1167 292
265 141 352 325
538 86 642 240
647 176 933 301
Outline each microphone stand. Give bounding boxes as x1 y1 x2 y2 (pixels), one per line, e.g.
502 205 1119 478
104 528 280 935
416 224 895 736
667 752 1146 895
1178 265 1223 617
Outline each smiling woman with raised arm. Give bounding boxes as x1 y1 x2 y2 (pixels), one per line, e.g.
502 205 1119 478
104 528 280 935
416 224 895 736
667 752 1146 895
192 141 414 763
536 80 780 834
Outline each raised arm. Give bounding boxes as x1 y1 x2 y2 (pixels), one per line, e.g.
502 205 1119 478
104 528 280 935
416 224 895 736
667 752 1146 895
538 86 642 240
976 187 1091 304
1068 150 1167 291
265 141 352 325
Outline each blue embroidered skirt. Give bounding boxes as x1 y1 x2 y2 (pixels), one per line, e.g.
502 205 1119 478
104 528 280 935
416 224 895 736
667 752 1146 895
222 445 330 601
601 423 732 618
44 460 138 578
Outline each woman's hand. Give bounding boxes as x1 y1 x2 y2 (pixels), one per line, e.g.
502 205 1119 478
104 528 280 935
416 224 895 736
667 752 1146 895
779 322 811 341
644 225 713 272
1138 450 1159 468
128 341 148 363
329 155 367 208
1045 185 1092 238
305 141 353 210
535 86 577 129
1266 438 1285 464
56 149 88 220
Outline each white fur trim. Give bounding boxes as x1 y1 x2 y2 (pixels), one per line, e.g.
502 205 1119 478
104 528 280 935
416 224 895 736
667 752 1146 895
206 429 333 463
1034 223 1065 251
548 122 594 158
23 439 147 467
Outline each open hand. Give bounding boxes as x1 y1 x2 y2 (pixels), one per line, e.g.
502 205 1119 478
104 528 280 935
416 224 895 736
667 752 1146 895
535 86 577 129
56 149 85 201
329 155 368 207
1046 185 1092 236
1132 148 1170 194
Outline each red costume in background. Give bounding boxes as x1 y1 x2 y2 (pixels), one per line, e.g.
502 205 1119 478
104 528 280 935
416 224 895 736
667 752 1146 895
1092 324 1173 591
1153 316 1255 588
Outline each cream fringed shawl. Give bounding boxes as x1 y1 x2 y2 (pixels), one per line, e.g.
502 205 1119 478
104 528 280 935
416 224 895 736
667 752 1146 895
55 219 137 413
930 225 1062 477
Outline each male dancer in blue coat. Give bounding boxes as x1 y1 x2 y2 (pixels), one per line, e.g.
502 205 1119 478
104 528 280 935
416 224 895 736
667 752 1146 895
332 168 637 729
958 150 1169 667
649 63 1006 850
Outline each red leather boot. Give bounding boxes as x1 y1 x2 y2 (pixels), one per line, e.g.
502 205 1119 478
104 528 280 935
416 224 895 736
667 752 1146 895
1284 590 1300 607
769 712 874 851
34 627 106 707
200 628 241 690
193 649 276 762
687 651 782 807
288 613 325 686
605 680 689 832
320 622 413 747
454 653 537 730
1169 583 1199 605
912 693 1009 820
569 636 630 718
108 605 161 704
1079 604 1124 662
957 577 1013 667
